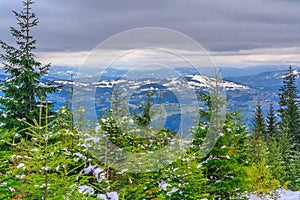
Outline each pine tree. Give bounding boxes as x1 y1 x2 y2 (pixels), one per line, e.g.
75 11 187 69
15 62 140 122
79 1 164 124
0 0 58 132
278 65 300 150
266 103 278 139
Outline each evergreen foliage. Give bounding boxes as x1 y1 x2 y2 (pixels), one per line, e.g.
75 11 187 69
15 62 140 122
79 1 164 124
132 92 153 128
277 66 300 190
266 103 278 139
247 66 300 192
252 102 266 140
195 93 249 199
1 1 300 198
247 158 280 198
250 103 267 163
0 106 89 199
278 65 300 150
0 0 58 132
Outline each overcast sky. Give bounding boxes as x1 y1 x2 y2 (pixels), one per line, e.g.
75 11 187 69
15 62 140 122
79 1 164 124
1 0 300 68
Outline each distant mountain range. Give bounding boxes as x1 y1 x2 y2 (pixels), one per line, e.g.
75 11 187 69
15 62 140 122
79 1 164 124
219 65 300 77
0 65 298 130
224 69 300 91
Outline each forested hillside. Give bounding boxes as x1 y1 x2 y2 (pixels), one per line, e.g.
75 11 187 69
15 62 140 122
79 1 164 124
0 1 299 199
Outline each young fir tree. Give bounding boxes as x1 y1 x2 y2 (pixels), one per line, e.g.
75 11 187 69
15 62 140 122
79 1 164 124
266 103 278 139
278 125 300 190
265 104 286 186
0 0 58 132
110 86 128 118
194 92 249 199
0 105 91 199
278 65 300 150
132 92 153 128
248 105 282 197
202 112 249 199
253 102 266 139
249 103 271 171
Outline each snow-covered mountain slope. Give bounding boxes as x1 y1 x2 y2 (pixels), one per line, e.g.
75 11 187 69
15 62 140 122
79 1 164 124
86 75 250 92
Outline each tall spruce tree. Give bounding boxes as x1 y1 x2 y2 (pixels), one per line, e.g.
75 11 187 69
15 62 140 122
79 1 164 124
0 0 58 131
278 65 300 150
278 66 300 190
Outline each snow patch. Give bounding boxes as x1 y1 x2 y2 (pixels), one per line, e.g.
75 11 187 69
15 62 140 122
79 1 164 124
249 189 300 200
158 181 171 190
78 185 94 196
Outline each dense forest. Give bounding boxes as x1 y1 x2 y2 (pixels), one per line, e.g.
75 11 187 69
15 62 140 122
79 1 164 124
0 1 299 199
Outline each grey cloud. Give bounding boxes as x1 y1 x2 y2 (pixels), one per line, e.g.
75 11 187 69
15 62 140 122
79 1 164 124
1 0 300 53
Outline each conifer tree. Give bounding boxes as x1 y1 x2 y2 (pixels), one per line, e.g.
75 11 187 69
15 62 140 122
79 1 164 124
0 0 58 132
278 65 300 150
252 102 266 140
265 104 286 185
195 93 249 199
266 103 278 139
110 86 127 118
249 102 267 164
278 66 300 190
132 92 153 127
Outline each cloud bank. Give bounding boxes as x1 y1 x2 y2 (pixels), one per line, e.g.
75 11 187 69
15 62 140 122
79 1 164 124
1 0 300 68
